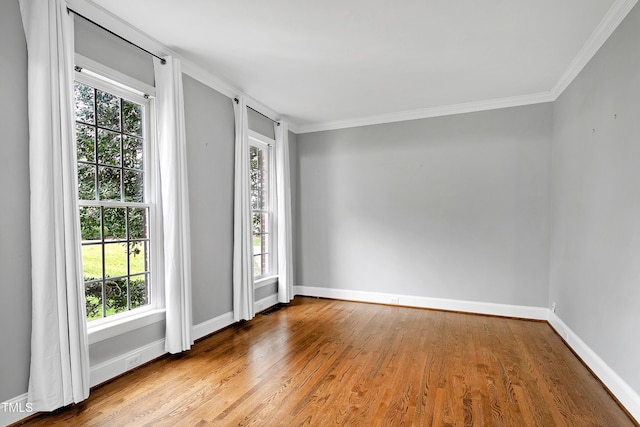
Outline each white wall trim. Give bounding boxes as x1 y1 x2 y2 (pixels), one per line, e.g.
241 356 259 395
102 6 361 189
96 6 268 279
87 309 166 345
550 0 639 98
293 285 548 320
1 312 239 426
192 311 235 341
90 339 166 388
255 293 279 314
69 0 637 136
288 0 639 135
295 92 555 134
4 298 638 425
1 393 33 426
74 53 156 97
547 313 640 423
293 285 638 421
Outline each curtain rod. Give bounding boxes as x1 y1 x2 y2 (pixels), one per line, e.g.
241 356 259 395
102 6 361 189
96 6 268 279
234 98 280 126
67 8 166 65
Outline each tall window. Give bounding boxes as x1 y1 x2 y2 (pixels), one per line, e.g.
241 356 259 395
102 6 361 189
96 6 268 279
249 133 275 280
74 74 154 322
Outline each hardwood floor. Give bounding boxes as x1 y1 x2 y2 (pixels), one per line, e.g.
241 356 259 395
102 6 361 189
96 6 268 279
17 297 636 426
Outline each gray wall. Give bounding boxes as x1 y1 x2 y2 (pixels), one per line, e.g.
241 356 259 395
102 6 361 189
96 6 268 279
86 64 241 363
0 0 32 403
549 2 640 394
183 75 235 323
75 14 154 87
296 104 552 307
5 0 638 410
288 131 299 286
0 0 242 400
247 107 276 139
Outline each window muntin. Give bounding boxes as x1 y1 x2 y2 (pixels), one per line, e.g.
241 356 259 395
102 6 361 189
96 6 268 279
249 136 275 280
74 77 153 322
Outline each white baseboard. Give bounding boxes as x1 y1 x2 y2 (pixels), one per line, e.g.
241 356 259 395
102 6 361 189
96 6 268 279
5 295 637 426
547 313 640 423
91 311 239 390
255 294 279 314
1 340 169 426
90 338 166 388
294 285 638 422
1 393 31 426
294 285 549 320
192 311 234 341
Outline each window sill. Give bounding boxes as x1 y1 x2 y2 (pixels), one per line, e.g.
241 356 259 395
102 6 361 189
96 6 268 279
254 276 278 290
87 308 166 345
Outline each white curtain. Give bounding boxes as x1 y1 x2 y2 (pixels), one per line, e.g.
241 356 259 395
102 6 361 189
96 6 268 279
275 121 294 303
153 56 194 354
19 0 90 411
233 96 255 321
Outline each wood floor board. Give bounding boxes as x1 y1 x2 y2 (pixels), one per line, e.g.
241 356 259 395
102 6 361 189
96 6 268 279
14 297 637 427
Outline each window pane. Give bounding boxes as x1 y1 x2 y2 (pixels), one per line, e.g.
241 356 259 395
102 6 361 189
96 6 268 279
250 146 263 188
85 281 103 321
105 279 128 316
129 208 148 239
124 170 143 202
80 206 101 241
250 168 262 191
259 213 270 234
82 244 103 280
253 255 262 277
104 242 127 278
76 124 95 163
74 82 94 124
97 129 121 166
123 135 143 170
260 190 269 211
129 241 147 275
253 234 262 255
252 190 264 210
96 90 121 131
78 163 96 200
122 100 142 136
76 80 151 322
130 274 148 309
260 233 270 256
262 253 270 276
103 207 126 240
252 254 270 277
98 166 122 201
252 212 262 235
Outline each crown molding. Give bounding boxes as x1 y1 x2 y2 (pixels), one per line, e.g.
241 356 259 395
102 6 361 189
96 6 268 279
295 91 555 134
70 0 637 136
551 0 639 98
294 0 638 134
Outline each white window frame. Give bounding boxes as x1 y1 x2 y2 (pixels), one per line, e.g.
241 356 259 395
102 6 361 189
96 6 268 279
248 130 278 289
74 58 165 343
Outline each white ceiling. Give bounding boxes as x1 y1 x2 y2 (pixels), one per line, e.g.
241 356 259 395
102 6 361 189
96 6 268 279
91 0 629 132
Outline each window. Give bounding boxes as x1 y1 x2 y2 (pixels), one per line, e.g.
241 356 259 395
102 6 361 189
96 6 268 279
249 132 276 281
74 72 156 323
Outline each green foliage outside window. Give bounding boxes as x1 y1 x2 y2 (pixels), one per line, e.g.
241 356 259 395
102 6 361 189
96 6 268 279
74 80 150 321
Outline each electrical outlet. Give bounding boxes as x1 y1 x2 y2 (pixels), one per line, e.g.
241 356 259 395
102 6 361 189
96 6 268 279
125 353 141 369
551 302 557 313
390 297 399 305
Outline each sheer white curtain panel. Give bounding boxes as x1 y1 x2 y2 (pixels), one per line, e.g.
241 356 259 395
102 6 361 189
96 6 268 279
19 0 91 411
233 97 255 321
153 56 194 353
275 121 294 303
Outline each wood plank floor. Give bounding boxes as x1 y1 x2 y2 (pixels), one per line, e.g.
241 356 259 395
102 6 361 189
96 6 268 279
16 297 636 426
